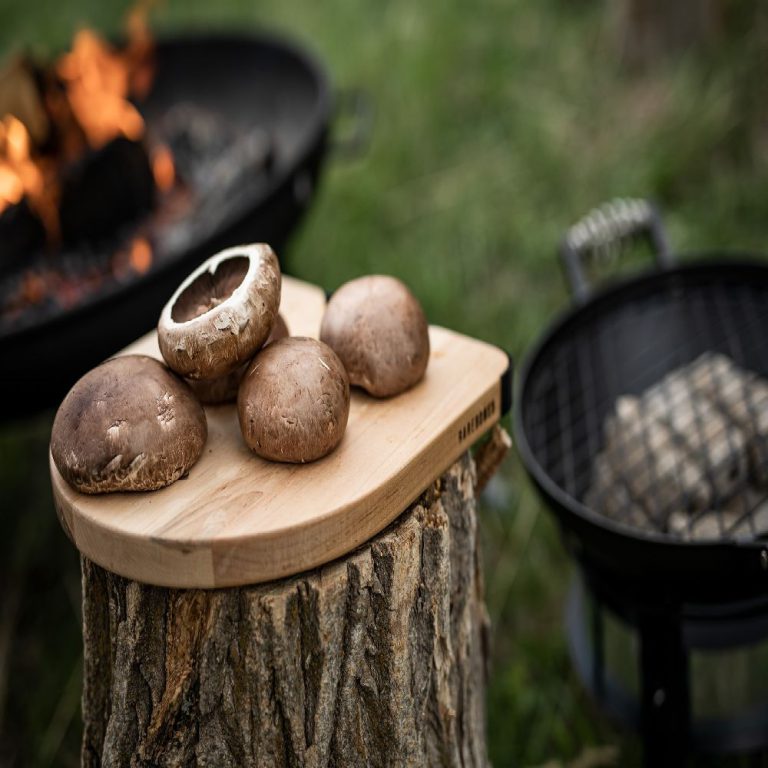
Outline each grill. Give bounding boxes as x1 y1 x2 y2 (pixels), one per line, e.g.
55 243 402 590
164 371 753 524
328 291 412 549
0 32 358 419
525 271 768 541
515 199 768 765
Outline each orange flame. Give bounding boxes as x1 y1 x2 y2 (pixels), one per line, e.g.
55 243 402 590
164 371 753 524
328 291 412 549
0 1 161 246
0 116 42 207
21 271 46 305
56 29 145 149
124 0 156 99
129 236 152 273
0 115 59 235
151 144 174 192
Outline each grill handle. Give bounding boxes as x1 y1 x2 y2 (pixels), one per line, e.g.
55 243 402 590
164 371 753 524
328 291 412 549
560 198 674 304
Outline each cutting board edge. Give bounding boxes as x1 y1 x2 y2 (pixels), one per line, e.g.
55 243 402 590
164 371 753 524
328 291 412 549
53 374 507 588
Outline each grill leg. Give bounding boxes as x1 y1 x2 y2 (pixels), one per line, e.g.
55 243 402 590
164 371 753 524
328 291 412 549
591 596 606 700
638 609 690 767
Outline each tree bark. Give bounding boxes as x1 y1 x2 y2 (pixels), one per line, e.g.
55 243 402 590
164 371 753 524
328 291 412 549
81 453 490 768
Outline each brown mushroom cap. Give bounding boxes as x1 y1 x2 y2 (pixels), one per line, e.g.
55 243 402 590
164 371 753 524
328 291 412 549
237 337 350 463
267 313 289 345
320 275 430 397
185 360 250 406
157 243 281 380
186 314 290 405
51 355 207 494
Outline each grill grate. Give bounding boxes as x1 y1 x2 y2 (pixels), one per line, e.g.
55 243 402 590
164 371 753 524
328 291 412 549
523 272 768 542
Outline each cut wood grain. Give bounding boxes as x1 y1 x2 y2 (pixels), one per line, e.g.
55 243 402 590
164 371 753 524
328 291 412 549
51 276 509 588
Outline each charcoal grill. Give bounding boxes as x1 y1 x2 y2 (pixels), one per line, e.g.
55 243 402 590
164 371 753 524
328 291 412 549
0 31 364 418
515 199 768 765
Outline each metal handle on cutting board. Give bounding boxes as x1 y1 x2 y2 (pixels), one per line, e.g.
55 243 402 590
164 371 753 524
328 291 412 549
560 198 673 304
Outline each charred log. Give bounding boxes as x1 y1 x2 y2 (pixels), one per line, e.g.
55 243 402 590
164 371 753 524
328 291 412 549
59 136 155 246
0 198 45 277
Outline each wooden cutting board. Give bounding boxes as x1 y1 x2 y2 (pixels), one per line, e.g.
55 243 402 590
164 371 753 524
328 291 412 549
51 276 510 588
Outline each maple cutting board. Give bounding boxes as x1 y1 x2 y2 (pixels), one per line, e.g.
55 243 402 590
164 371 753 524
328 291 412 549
51 276 511 588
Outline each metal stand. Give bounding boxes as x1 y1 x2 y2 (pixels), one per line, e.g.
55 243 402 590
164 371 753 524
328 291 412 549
566 571 768 766
638 609 689 766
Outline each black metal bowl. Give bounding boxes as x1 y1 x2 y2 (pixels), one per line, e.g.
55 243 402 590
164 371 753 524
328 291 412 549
0 31 333 418
515 200 768 602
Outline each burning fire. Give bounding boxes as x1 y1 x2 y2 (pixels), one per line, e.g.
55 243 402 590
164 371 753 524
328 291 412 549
0 115 59 237
56 30 146 149
0 1 166 246
0 115 42 208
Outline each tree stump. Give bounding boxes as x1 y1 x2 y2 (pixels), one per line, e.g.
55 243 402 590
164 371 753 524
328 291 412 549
80 454 490 768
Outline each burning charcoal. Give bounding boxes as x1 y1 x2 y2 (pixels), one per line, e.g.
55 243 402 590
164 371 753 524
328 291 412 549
59 136 154 246
205 129 273 193
684 353 768 485
0 198 45 277
585 455 649 529
603 395 710 522
157 102 274 192
157 103 237 177
642 374 748 503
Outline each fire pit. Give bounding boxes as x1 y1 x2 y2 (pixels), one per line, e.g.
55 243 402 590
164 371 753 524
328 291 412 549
515 199 768 766
0 25 338 417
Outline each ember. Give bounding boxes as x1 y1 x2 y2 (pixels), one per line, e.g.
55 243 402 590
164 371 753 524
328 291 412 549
129 237 152 274
151 144 174 192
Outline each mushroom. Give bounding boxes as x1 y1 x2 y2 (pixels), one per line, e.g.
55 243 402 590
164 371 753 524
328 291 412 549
51 355 207 494
186 313 290 405
267 313 290 345
157 243 281 380
237 337 350 463
185 362 249 406
320 275 430 397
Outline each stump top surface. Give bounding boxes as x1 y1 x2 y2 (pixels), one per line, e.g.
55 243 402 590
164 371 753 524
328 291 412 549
51 276 509 587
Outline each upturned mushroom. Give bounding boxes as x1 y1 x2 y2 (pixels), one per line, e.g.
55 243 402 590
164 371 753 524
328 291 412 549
51 355 207 494
186 313 290 405
238 337 350 463
320 275 430 397
157 243 281 380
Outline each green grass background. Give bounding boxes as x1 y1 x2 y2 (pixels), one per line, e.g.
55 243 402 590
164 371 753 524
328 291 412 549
0 0 767 765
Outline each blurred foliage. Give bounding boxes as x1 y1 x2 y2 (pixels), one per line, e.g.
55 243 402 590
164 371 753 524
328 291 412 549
1 0 768 766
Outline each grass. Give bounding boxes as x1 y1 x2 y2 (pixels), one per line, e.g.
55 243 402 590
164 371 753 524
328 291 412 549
0 0 767 765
